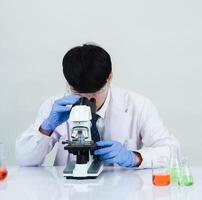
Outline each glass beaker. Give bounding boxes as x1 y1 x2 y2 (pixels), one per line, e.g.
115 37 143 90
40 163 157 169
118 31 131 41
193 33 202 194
152 157 170 186
0 143 8 181
178 157 193 186
169 145 181 184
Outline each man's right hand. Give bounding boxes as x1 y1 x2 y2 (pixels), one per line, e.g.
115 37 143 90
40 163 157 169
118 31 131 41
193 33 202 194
40 95 80 134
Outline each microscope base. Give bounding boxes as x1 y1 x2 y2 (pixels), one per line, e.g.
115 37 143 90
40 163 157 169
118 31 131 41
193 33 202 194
63 160 103 179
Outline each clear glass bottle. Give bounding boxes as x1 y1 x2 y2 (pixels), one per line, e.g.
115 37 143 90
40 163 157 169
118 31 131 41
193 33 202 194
152 157 171 186
169 145 181 184
178 157 193 186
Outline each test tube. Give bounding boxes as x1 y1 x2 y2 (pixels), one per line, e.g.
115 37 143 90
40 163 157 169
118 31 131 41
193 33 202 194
0 142 8 181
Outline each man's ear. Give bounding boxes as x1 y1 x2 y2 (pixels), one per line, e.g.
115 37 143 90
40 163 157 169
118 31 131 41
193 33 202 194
108 72 113 84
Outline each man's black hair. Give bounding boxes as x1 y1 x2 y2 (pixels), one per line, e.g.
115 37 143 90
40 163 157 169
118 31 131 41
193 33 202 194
62 44 112 93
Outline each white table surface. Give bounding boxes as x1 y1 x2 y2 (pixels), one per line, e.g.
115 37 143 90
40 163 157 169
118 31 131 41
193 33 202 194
0 166 201 200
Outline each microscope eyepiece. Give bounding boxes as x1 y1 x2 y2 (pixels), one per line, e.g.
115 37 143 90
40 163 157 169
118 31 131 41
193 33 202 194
72 97 96 114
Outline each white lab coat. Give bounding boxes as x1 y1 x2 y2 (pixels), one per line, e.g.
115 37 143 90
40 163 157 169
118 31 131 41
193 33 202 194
15 84 179 168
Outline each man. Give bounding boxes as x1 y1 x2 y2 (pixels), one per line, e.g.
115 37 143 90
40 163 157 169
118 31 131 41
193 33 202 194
15 44 179 168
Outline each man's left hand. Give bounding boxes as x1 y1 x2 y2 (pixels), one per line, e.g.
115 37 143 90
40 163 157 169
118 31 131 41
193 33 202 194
94 140 136 167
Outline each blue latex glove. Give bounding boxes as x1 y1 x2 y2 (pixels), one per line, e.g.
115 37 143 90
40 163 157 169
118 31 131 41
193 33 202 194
41 95 80 133
94 140 136 167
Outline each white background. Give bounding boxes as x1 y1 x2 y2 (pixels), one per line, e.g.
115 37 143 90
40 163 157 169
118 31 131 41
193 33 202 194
0 0 201 165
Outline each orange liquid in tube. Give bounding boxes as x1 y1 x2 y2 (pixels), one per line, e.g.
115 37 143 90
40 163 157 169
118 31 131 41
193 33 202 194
0 168 8 181
152 174 170 186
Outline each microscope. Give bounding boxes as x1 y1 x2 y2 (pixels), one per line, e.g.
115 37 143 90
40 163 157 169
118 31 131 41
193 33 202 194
62 97 104 179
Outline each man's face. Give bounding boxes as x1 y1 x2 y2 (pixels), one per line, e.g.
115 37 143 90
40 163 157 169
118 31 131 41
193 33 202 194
69 83 109 110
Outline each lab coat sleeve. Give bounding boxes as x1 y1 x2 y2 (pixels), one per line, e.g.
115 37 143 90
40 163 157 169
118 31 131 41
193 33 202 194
135 98 180 169
15 97 59 166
